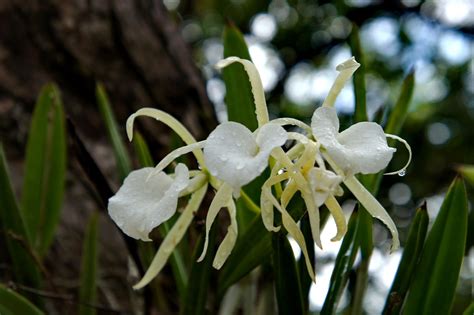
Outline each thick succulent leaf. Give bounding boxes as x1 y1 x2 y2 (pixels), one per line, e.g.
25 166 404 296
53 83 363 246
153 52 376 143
21 84 66 256
403 178 468 315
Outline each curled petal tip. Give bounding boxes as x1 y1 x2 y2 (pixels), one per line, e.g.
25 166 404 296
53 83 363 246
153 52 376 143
126 115 135 142
336 57 360 71
215 56 241 69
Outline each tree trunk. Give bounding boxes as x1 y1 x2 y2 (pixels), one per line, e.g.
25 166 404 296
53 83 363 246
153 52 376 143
0 1 216 314
0 0 216 154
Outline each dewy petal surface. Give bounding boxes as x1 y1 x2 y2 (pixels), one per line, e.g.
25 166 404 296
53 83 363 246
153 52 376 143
204 122 287 192
108 164 189 241
337 122 396 174
311 106 395 175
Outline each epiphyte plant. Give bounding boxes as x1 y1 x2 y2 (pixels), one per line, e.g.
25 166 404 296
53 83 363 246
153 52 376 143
107 56 411 289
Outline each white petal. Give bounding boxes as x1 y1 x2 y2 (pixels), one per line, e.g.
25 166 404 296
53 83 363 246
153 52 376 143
197 183 233 262
312 106 395 175
255 123 288 152
337 122 396 174
204 122 286 192
126 108 204 166
311 106 340 147
133 183 208 290
108 164 189 241
307 168 342 207
322 57 360 108
343 176 400 251
212 199 238 269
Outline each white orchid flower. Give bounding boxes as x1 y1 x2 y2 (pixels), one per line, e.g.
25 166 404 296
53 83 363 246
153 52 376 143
108 164 190 241
203 121 288 196
308 57 412 252
312 106 396 175
107 53 414 291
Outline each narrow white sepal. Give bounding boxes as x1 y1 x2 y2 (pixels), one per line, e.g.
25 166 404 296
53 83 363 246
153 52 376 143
216 57 269 127
133 183 208 290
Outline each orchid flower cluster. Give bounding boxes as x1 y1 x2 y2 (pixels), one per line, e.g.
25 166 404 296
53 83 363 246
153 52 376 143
108 56 411 289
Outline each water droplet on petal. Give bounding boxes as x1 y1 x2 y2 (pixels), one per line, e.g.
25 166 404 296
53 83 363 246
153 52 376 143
398 169 406 177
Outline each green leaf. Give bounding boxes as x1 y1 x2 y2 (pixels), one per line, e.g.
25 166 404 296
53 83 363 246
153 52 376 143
218 215 271 297
385 70 415 136
222 22 258 131
181 229 216 315
457 164 474 187
79 212 99 315
363 70 415 195
96 83 132 180
403 178 468 315
272 232 304 315
132 132 154 168
298 214 315 312
0 285 44 315
382 203 429 315
0 144 42 292
21 84 66 256
218 194 306 297
349 25 367 124
462 302 474 315
222 23 266 228
321 208 359 315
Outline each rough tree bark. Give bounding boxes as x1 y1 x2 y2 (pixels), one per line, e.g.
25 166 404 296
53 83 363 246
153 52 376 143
0 1 216 314
0 0 216 153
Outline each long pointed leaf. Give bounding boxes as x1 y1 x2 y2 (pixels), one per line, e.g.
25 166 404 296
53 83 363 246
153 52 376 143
218 194 306 297
321 208 359 315
21 84 66 256
385 70 415 136
79 212 99 315
349 25 367 123
272 232 304 315
96 83 132 180
222 22 257 131
382 203 428 315
0 285 44 315
298 214 315 312
0 144 42 291
403 178 468 315
181 229 216 315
